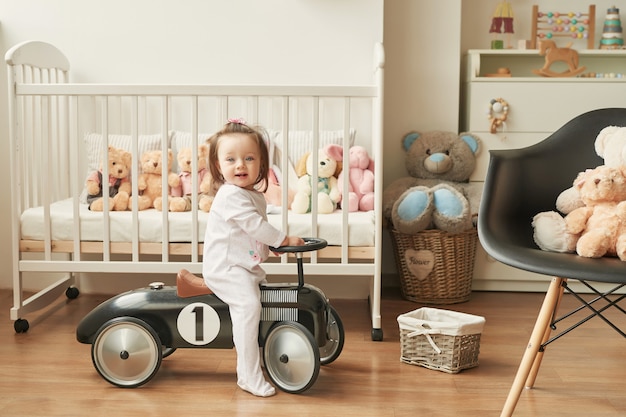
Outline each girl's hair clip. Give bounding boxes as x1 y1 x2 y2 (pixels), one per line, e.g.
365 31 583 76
227 117 246 125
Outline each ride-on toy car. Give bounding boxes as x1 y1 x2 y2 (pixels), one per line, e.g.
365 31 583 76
76 238 344 393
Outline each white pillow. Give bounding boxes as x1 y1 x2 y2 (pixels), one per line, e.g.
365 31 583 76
84 133 164 173
168 131 214 173
270 129 356 166
169 131 212 156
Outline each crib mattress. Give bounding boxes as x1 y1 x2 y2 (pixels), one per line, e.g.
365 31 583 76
20 199 375 246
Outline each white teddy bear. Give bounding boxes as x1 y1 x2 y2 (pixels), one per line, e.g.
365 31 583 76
291 144 342 214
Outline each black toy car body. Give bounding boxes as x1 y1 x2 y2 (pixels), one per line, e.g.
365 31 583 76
76 238 344 393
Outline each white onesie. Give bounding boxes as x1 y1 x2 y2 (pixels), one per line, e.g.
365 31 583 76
202 183 285 397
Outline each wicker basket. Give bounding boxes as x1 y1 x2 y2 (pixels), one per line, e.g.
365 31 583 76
397 307 485 373
390 228 478 304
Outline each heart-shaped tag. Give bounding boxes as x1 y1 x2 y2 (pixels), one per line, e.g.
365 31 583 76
404 249 434 280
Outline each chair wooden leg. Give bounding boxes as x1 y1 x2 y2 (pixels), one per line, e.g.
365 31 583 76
525 278 566 389
500 277 565 417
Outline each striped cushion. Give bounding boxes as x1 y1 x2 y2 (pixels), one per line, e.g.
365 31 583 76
270 129 356 166
84 133 165 173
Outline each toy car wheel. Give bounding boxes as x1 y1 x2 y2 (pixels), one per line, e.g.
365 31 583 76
162 346 176 358
91 317 162 388
263 321 320 393
319 305 344 365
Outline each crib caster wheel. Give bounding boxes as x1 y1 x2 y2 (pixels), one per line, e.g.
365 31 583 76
14 318 29 333
371 328 383 341
66 286 80 299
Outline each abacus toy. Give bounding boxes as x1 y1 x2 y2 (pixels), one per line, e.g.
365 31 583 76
530 5 596 50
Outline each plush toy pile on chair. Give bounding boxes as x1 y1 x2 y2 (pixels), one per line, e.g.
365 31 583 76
533 125 626 260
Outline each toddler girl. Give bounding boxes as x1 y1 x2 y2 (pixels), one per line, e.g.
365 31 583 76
203 119 303 397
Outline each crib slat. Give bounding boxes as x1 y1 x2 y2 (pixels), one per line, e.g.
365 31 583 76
70 96 82 262
190 95 200 263
130 96 140 262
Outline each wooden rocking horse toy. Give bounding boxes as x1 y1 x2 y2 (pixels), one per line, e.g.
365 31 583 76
532 40 586 77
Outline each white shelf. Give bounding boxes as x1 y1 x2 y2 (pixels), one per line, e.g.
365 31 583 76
467 49 626 79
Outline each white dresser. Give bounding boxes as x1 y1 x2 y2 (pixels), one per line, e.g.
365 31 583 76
462 49 626 291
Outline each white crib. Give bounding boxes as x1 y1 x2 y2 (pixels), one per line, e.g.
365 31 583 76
6 40 385 340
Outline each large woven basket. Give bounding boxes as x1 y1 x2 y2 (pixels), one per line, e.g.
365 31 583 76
390 228 478 304
397 307 485 374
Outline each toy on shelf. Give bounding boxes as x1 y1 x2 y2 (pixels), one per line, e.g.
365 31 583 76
530 5 596 50
532 40 586 77
599 6 624 49
485 67 512 78
489 1 515 49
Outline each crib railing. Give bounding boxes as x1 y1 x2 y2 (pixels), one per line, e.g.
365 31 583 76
12 83 379 266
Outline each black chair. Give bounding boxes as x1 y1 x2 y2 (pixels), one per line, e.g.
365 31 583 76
477 108 626 417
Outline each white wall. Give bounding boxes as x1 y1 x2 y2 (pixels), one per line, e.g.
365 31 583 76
0 0 388 296
0 0 468 296
4 0 612 296
1 0 382 85
380 0 462 284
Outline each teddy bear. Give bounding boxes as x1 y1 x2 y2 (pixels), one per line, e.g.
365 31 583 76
169 145 216 212
533 125 626 252
382 130 481 234
128 149 179 211
533 165 626 260
337 145 375 212
291 144 343 214
86 145 132 211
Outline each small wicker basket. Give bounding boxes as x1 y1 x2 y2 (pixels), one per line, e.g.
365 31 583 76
397 307 485 374
390 227 478 304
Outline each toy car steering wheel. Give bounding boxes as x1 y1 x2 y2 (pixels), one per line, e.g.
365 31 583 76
271 237 327 253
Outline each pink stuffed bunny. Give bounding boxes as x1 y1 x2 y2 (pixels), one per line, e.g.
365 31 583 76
338 145 375 212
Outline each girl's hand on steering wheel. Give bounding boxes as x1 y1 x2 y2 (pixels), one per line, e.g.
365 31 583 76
272 236 305 255
284 236 305 247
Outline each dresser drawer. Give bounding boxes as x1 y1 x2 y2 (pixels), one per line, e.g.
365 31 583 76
465 80 626 133
470 131 548 181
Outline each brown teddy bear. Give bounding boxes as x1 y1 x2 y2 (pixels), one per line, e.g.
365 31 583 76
557 165 626 259
169 144 216 212
86 145 132 211
129 149 179 211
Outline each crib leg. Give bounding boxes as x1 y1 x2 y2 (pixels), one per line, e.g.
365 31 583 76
500 277 565 417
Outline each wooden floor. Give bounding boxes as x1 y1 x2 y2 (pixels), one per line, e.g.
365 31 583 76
0 287 624 417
